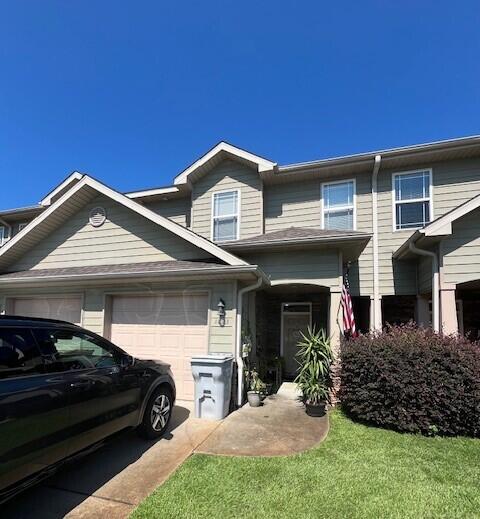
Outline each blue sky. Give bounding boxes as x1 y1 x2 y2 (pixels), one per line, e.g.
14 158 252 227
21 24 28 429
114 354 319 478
1 1 479 209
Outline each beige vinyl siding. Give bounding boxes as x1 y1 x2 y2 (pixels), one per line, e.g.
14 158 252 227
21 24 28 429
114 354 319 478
264 179 321 231
418 255 432 294
432 157 480 217
376 158 480 295
441 208 480 286
376 168 418 295
0 280 237 353
243 249 341 288
191 160 263 240
83 289 105 333
8 195 211 272
144 196 191 227
263 172 373 296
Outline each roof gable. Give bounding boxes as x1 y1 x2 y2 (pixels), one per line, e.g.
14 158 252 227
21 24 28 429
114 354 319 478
40 171 84 206
423 192 480 236
173 142 276 186
0 176 248 271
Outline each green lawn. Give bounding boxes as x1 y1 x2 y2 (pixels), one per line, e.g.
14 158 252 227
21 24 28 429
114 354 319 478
132 411 480 519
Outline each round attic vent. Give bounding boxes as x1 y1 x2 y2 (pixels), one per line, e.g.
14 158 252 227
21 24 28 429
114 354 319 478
89 207 107 227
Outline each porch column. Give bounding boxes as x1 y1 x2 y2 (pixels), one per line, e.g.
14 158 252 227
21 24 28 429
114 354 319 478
440 287 458 335
416 295 431 327
329 289 343 357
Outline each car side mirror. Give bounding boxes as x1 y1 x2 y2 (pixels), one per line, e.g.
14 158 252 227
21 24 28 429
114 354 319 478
120 354 135 368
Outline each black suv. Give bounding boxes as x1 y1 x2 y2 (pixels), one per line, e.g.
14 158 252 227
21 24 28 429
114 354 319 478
0 315 176 503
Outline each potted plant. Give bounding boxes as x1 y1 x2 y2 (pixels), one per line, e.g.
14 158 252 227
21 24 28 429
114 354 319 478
294 327 333 417
246 368 265 407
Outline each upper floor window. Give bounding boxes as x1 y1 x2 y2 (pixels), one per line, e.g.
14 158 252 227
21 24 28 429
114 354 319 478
0 226 5 246
322 180 355 230
18 223 28 232
212 190 239 242
393 170 432 230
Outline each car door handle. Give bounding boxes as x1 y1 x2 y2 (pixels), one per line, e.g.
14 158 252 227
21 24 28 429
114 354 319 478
70 380 91 389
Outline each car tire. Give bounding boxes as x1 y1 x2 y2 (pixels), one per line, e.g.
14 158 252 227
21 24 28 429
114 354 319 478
137 386 173 439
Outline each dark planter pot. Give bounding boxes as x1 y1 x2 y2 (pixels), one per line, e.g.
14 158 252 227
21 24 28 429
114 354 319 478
247 391 262 407
305 402 326 417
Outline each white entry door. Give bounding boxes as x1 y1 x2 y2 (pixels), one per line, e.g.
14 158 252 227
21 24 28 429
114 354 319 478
10 296 82 325
281 303 312 379
109 293 209 400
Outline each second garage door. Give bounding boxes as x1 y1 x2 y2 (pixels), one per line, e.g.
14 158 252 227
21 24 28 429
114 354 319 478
10 296 82 325
110 293 209 400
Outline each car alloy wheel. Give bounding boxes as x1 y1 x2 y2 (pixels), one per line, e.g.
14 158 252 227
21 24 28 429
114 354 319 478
150 393 171 432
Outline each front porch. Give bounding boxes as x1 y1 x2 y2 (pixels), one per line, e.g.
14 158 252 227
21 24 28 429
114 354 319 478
243 283 342 388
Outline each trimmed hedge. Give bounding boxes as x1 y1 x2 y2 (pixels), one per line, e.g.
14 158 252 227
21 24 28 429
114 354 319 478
340 324 480 437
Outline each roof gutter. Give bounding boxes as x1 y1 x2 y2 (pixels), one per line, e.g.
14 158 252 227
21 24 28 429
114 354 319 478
371 155 382 331
224 233 372 251
0 265 264 286
276 135 480 174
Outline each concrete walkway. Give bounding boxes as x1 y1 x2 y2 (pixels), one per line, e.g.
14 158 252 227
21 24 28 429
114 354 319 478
196 383 329 457
2 402 219 519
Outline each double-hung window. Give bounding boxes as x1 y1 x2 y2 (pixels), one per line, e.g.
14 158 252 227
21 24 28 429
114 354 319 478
322 180 355 230
212 190 239 242
394 170 432 230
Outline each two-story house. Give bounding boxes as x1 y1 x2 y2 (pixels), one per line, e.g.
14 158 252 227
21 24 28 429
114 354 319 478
1 136 480 402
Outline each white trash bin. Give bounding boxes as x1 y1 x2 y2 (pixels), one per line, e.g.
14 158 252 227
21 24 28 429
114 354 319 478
191 354 233 420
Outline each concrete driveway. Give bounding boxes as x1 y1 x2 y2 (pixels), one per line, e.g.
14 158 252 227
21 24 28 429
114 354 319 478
2 402 219 519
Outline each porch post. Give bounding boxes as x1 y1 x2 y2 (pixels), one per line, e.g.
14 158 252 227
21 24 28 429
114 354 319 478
440 287 458 335
329 289 343 357
329 288 343 405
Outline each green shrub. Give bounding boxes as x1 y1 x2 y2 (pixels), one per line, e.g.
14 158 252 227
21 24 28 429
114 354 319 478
340 324 480 437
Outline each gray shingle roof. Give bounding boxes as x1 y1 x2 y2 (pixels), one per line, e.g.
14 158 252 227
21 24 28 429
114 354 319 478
0 260 231 280
223 227 371 249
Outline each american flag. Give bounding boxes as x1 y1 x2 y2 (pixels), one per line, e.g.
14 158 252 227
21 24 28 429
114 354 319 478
341 270 357 337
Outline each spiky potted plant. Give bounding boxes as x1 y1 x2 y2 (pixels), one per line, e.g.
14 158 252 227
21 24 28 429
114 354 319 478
294 327 333 417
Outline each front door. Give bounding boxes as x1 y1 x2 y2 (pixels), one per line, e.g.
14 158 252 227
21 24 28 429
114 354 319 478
281 303 312 379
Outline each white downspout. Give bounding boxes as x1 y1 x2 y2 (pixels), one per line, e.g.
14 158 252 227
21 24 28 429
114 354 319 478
408 241 439 333
236 276 262 406
371 154 382 330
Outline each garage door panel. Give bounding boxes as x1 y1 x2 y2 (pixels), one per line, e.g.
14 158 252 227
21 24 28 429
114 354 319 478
11 297 82 325
112 294 208 326
110 294 209 400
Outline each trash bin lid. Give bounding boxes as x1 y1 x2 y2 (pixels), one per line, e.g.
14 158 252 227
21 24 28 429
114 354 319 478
191 354 233 365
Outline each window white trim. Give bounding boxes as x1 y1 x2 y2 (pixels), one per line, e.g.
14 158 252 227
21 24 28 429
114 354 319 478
211 189 241 242
0 226 5 246
321 178 357 231
392 168 433 232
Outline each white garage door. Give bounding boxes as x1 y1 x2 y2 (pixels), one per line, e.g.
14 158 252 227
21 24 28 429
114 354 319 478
110 293 209 400
10 296 82 325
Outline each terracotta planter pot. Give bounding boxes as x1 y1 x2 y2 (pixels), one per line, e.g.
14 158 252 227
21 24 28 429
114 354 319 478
247 391 262 407
305 402 326 417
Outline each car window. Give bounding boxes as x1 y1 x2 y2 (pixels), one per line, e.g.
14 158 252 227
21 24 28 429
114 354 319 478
0 328 44 379
34 328 120 372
